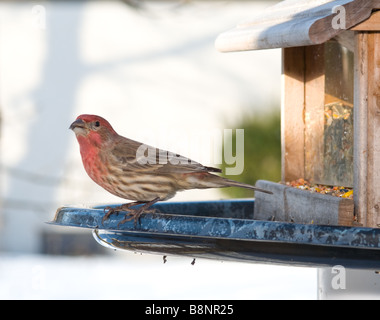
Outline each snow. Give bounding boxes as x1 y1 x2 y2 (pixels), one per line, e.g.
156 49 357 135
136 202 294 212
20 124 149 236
0 253 317 300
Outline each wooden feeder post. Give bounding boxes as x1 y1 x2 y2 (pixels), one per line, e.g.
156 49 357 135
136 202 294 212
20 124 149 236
216 0 380 228
352 17 380 228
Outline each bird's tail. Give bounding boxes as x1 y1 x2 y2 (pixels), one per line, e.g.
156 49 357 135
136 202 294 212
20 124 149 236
220 177 273 194
186 173 273 195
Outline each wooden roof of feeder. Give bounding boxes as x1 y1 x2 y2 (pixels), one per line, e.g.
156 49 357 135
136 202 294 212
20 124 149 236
215 0 380 52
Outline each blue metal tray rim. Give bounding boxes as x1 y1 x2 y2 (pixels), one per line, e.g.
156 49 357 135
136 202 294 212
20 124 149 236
50 204 380 251
49 200 380 268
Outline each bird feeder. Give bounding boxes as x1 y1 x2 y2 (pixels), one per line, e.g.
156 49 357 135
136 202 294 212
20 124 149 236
216 0 380 229
51 0 380 270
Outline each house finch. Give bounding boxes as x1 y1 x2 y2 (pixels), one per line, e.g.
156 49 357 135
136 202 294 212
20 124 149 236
70 114 272 226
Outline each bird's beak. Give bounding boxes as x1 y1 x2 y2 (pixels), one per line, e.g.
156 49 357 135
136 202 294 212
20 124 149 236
69 119 88 136
69 118 86 131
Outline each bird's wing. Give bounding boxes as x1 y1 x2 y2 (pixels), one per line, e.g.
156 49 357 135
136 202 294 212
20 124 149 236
109 136 221 174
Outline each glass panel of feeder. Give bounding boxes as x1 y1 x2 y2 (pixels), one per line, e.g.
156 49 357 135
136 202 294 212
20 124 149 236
323 41 354 187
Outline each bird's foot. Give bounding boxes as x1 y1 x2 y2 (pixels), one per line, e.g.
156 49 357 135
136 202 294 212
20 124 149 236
117 205 157 227
102 198 160 227
102 202 142 226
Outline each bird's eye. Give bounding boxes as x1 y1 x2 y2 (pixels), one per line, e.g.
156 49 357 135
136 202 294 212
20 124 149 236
94 121 100 128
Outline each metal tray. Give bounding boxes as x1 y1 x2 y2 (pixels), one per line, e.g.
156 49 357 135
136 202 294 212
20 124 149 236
50 200 380 268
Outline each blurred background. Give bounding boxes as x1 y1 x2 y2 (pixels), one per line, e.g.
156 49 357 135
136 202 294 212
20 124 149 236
0 0 316 299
